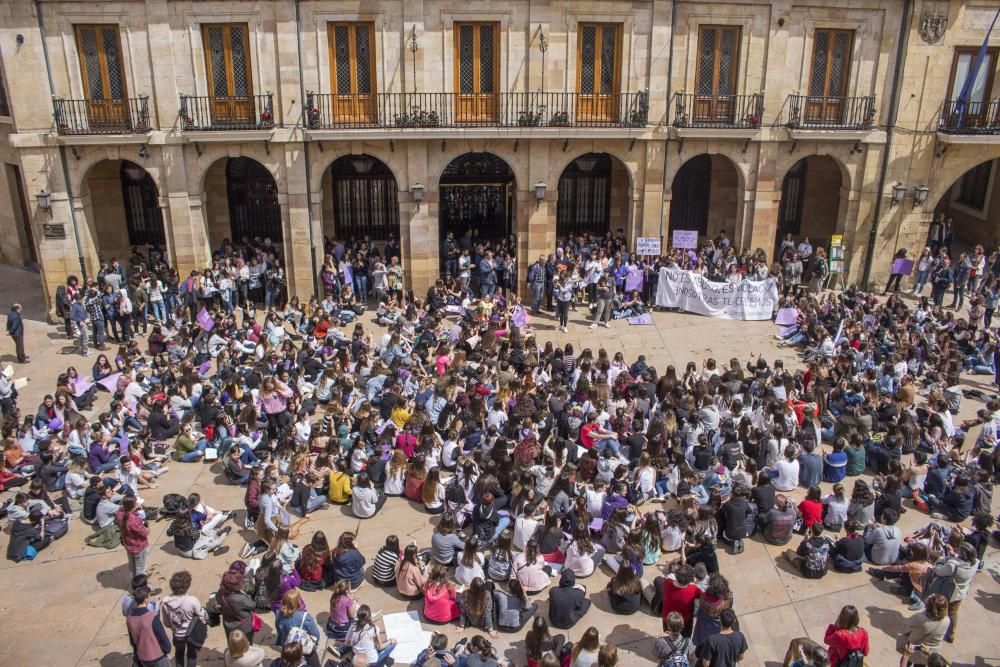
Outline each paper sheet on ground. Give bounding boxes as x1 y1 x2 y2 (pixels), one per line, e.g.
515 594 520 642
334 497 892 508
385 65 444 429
382 611 431 664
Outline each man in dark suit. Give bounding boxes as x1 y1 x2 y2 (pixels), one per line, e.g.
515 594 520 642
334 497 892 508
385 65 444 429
6 302 27 363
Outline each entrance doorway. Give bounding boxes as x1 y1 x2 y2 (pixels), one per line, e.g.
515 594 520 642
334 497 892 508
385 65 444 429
438 152 515 266
668 154 740 245
225 157 281 244
776 155 844 260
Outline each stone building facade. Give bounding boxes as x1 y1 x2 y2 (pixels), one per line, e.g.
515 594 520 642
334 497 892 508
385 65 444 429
0 0 996 316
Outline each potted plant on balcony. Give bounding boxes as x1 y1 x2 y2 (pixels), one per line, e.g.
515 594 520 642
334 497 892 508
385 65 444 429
626 108 647 127
307 107 321 128
517 109 543 126
743 112 761 128
549 111 570 127
259 110 274 127
394 109 440 128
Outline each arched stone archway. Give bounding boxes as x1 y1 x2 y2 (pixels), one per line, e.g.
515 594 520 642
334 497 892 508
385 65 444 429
555 152 631 242
929 157 1000 252
202 156 282 250
437 152 517 273
79 159 167 268
775 154 846 259
320 154 400 243
668 153 742 245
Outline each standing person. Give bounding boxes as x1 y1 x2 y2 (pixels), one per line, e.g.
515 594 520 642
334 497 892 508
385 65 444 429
823 605 869 667
126 586 173 667
118 495 150 579
160 571 206 667
696 608 747 667
6 302 27 363
950 252 972 310
930 258 953 308
84 284 107 351
555 272 574 333
70 292 91 357
590 276 612 329
912 248 934 295
528 255 547 315
479 250 497 298
897 594 949 666
914 543 978 643
807 248 828 294
884 248 908 294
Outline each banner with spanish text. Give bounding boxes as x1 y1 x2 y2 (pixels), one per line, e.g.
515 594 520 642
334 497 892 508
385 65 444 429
655 268 778 320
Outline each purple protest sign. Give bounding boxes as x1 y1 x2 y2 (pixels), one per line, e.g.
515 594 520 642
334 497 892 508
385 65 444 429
627 313 653 325
512 306 528 329
891 258 914 275
96 372 122 392
625 269 644 293
774 308 799 326
343 264 354 285
196 307 214 332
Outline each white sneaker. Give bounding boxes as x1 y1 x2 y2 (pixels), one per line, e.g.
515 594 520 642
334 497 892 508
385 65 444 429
602 322 610 328
589 323 597 329
561 326 568 333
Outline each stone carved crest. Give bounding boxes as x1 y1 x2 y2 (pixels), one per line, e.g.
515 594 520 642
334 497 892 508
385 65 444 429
919 7 948 44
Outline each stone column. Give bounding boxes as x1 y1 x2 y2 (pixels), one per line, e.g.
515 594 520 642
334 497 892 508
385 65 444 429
282 143 318 299
748 142 780 257
162 145 207 275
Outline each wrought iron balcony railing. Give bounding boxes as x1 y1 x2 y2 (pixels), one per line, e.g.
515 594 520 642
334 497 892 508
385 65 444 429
178 93 274 131
672 92 763 129
938 99 1000 134
304 91 648 129
785 95 876 130
53 96 151 135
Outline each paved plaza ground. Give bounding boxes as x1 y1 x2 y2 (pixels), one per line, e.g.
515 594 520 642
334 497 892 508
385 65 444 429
0 265 997 667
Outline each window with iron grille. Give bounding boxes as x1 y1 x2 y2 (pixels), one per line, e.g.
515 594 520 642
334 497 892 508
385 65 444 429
120 161 166 248
331 155 399 241
778 159 808 237
955 160 993 211
696 26 740 97
201 24 253 99
226 157 281 244
74 25 129 102
454 23 499 94
577 23 621 95
557 153 612 239
328 23 376 96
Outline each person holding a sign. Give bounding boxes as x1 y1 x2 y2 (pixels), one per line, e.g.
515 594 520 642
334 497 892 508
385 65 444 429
884 248 910 295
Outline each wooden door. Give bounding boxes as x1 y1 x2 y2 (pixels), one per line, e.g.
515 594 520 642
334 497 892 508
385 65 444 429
577 23 622 123
75 25 130 132
694 26 740 124
203 24 254 127
805 29 853 124
329 23 377 124
454 23 499 124
946 47 999 128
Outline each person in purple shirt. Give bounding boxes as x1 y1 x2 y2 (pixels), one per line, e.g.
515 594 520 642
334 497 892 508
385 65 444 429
89 437 120 474
601 482 630 520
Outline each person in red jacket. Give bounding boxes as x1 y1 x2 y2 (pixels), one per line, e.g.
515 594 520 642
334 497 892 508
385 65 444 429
824 604 870 667
659 564 701 637
117 494 150 579
797 485 824 530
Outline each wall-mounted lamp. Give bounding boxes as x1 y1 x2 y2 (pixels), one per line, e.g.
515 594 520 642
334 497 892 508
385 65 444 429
138 145 150 159
411 182 424 211
890 183 906 207
36 189 51 212
913 184 929 207
534 180 547 208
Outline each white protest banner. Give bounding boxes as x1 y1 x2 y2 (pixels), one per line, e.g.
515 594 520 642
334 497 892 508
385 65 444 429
655 268 778 321
636 237 662 256
672 229 699 249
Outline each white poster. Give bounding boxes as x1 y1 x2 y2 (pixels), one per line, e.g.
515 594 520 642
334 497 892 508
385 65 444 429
672 230 699 249
655 268 778 320
636 237 662 256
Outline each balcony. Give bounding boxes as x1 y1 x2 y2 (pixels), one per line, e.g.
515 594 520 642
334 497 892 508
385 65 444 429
179 93 274 131
938 99 1000 135
53 96 151 135
672 92 763 131
785 95 875 131
303 91 649 130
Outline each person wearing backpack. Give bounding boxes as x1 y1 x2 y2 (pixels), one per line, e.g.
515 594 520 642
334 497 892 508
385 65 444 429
823 605 869 667
653 611 695 667
784 522 834 579
274 589 321 667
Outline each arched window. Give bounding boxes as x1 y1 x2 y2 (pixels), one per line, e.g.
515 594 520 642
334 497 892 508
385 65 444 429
226 157 281 243
331 155 398 240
